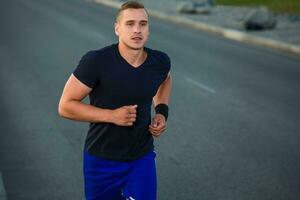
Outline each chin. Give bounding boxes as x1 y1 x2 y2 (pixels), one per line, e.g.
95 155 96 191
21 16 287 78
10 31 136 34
131 46 144 50
128 43 145 50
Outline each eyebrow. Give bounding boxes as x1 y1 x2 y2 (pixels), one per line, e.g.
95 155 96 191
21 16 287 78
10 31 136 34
125 20 148 23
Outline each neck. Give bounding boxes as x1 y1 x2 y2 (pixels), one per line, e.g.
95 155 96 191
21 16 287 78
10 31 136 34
118 42 147 68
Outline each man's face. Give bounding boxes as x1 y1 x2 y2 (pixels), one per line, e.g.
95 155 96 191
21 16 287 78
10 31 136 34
115 8 149 50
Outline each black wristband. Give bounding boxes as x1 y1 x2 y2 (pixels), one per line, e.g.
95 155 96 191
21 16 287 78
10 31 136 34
155 103 169 121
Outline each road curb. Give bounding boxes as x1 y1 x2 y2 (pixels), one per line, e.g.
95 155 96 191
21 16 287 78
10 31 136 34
0 171 7 200
92 0 300 56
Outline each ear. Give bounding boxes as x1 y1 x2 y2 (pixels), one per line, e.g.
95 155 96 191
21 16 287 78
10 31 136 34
114 22 119 36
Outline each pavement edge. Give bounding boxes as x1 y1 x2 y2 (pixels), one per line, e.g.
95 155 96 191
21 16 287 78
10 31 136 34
92 0 300 56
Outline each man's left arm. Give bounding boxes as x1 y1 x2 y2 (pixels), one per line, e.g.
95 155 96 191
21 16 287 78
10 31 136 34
149 72 172 137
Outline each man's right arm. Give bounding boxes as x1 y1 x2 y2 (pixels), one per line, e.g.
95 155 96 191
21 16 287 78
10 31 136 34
58 74 137 126
58 74 113 123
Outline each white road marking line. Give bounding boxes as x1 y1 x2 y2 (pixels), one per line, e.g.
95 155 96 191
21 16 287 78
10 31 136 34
184 76 216 93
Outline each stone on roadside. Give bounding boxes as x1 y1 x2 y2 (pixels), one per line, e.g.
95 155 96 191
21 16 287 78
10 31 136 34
177 1 212 14
177 2 197 14
243 6 277 30
195 4 212 14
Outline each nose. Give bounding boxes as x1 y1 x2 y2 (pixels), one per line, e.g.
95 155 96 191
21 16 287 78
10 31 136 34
133 24 141 33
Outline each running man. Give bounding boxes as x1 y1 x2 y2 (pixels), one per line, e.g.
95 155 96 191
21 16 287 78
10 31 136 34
58 1 172 199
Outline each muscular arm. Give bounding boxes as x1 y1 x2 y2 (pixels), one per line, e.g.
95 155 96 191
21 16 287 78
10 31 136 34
58 74 137 126
58 74 112 123
152 72 172 107
149 72 172 137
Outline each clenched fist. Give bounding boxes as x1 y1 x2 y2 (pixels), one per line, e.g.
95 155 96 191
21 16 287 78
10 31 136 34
111 105 137 126
149 113 166 137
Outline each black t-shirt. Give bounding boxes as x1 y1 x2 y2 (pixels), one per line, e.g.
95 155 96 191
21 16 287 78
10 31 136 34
73 43 171 161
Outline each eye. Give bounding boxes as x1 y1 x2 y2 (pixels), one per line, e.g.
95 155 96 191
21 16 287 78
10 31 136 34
126 22 134 26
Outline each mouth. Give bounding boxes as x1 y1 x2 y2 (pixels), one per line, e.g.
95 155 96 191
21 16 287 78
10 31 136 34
131 36 142 41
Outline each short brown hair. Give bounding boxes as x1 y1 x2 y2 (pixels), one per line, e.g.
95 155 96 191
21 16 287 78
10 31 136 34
115 1 148 22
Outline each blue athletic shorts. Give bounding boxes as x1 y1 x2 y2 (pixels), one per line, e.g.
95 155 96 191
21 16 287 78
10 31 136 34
83 150 157 200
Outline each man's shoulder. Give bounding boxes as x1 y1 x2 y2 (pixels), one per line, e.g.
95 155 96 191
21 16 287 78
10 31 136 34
146 47 170 68
146 47 169 59
83 44 116 61
146 47 170 63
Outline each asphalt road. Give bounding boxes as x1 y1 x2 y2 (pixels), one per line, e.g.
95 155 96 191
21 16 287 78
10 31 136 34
0 0 300 199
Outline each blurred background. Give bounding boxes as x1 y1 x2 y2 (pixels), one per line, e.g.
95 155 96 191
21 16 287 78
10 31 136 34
0 0 300 199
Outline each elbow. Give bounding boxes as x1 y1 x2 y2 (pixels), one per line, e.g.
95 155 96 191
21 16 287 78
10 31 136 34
58 101 68 118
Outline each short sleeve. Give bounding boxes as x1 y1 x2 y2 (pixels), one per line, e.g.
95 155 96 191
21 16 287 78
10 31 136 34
162 52 171 79
164 53 171 72
73 51 99 88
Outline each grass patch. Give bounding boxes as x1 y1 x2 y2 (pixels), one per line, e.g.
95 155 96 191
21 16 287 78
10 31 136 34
215 0 300 15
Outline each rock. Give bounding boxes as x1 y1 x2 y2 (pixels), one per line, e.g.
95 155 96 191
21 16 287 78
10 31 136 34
243 6 277 30
195 4 212 14
177 1 212 14
177 2 197 14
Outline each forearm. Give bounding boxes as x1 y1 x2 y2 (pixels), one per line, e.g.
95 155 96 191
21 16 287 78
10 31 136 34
153 75 172 106
58 100 112 123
